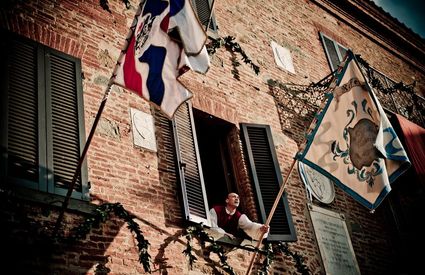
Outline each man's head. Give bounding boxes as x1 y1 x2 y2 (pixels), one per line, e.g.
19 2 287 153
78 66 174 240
225 193 240 210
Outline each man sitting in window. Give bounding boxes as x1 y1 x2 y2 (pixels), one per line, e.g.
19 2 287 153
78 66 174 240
209 193 269 240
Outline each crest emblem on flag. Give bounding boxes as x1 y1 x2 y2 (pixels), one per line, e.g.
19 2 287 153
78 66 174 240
113 0 210 118
296 51 410 210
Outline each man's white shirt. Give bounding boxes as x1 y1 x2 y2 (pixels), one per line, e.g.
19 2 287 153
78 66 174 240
209 207 268 240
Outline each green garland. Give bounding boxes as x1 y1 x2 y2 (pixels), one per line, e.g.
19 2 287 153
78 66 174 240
62 202 151 273
2 187 311 274
259 242 311 274
182 225 311 275
206 36 260 76
183 224 236 275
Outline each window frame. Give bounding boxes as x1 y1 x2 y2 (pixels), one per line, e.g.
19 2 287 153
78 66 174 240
320 32 349 72
168 101 297 242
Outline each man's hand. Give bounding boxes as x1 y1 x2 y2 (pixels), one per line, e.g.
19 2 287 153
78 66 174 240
224 232 235 239
260 224 270 234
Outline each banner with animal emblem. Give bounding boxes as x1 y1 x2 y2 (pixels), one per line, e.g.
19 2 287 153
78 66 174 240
296 51 410 210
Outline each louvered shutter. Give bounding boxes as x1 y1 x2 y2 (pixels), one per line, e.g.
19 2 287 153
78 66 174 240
45 49 88 199
1 31 88 200
2 38 42 188
191 0 218 32
173 101 210 225
240 123 297 241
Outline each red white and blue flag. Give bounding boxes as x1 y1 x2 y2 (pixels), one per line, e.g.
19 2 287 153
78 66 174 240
113 0 209 118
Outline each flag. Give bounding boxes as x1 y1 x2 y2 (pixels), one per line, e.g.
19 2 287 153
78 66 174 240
113 0 210 118
296 51 410 210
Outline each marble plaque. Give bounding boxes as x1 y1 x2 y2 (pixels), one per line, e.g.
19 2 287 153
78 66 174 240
309 204 361 275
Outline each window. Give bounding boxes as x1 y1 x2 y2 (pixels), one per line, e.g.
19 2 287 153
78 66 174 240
0 31 89 200
320 32 348 72
167 101 297 241
191 0 218 33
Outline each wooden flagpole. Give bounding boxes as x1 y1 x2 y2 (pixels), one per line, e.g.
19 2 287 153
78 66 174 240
52 3 143 237
245 158 297 275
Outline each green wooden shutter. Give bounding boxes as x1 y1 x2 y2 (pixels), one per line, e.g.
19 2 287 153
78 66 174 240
240 123 297 242
191 0 218 32
45 49 88 199
2 37 43 189
1 31 88 200
173 101 210 225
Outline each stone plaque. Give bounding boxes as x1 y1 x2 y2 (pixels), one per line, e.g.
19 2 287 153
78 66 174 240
130 108 157 152
309 204 360 275
271 41 296 74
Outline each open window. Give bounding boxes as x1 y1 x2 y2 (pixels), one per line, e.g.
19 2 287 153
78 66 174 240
168 102 297 242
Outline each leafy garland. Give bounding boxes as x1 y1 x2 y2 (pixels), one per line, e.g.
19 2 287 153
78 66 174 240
2 186 309 275
183 224 236 275
206 36 260 76
182 224 310 275
61 203 151 273
265 242 311 275
66 209 310 274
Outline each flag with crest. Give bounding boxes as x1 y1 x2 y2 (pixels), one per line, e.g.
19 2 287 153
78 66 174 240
296 51 410 210
113 0 210 118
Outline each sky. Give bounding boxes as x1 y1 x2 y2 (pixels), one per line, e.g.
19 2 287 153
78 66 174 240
372 0 425 39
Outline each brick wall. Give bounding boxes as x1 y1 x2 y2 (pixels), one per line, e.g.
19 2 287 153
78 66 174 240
1 0 424 274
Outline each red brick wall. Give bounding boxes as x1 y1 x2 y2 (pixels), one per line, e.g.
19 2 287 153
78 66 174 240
1 0 424 274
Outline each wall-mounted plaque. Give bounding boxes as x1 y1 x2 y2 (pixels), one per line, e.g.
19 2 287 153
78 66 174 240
271 41 295 74
130 108 157 152
298 162 335 204
309 204 361 275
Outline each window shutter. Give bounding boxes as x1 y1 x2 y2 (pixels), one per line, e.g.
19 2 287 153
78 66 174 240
173 101 210 226
191 0 218 32
4 38 41 187
240 123 297 242
1 31 88 200
45 49 88 199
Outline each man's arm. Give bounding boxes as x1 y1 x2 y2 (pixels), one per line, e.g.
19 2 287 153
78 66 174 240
209 208 228 235
238 214 269 240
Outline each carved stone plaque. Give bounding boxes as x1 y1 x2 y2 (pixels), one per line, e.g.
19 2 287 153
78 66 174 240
308 204 361 275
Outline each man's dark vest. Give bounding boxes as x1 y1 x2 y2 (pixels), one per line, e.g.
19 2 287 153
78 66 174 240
213 205 242 236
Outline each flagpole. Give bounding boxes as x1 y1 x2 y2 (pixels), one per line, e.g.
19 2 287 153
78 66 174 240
52 3 143 238
52 84 111 237
245 158 297 275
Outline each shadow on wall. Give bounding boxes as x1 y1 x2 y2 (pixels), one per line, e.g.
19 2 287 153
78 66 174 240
0 147 243 274
0 149 127 274
0 189 122 275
